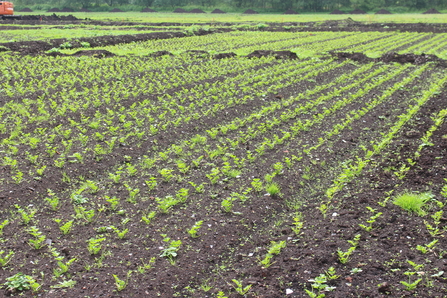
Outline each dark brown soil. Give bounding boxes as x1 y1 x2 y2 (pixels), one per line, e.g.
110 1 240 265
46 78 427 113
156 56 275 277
350 8 367 14
47 8 60 12
60 7 75 12
243 9 258 14
375 9 392 14
18 7 33 12
214 52 237 59
423 8 441 14
148 50 173 57
284 9 299 14
0 31 190 54
71 49 116 57
173 8 187 13
211 9 226 13
1 51 446 297
330 9 345 14
79 8 91 12
19 14 78 21
332 51 447 66
189 8 206 13
247 50 298 59
141 8 156 12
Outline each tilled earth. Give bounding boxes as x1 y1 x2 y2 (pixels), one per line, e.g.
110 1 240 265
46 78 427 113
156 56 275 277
0 17 447 298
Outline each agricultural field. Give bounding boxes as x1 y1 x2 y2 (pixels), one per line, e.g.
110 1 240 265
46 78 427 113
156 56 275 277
0 15 447 297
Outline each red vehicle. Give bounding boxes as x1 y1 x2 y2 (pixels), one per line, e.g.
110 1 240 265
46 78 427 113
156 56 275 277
0 2 21 19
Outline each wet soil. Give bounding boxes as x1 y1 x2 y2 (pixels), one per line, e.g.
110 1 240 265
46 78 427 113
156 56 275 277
1 20 447 298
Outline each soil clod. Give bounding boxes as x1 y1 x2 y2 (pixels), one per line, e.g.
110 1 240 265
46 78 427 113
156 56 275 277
247 50 298 59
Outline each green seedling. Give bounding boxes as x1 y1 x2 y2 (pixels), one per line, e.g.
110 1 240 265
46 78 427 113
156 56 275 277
15 205 36 225
74 206 96 223
359 207 382 232
137 257 156 274
113 271 131 292
27 226 46 249
53 258 76 278
111 226 129 240
292 212 304 235
142 211 156 224
59 220 74 235
260 240 286 268
3 273 40 293
266 182 281 196
160 239 182 265
105 196 120 211
0 250 14 267
251 178 263 192
45 189 60 211
87 237 106 255
416 239 438 254
188 181 206 193
337 234 361 264
306 268 338 297
187 220 203 238
51 279 76 289
231 279 252 295
0 219 9 236
221 197 236 213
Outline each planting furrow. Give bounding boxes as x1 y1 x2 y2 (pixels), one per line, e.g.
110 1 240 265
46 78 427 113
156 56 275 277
323 69 447 209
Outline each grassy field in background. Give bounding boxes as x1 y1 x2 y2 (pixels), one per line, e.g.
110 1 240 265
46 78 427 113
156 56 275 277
14 11 447 23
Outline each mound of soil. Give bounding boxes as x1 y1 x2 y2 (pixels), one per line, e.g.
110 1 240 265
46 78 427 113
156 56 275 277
243 9 258 14
110 8 124 12
330 9 345 14
149 50 173 57
71 50 115 57
375 9 392 14
60 7 75 12
331 52 372 63
350 8 367 14
332 51 446 66
247 50 297 59
379 52 441 64
283 9 298 14
79 8 91 12
47 8 60 12
185 50 210 57
189 8 206 13
173 8 187 13
20 14 79 21
214 52 236 59
19 7 33 12
141 8 156 12
423 8 441 14
211 9 226 13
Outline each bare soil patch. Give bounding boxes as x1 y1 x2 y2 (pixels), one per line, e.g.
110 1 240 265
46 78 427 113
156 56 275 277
423 8 442 14
243 9 259 14
173 8 187 13
211 9 226 13
284 9 299 14
350 8 367 14
189 8 206 13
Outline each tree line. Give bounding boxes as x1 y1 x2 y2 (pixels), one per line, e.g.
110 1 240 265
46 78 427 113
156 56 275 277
14 0 447 12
